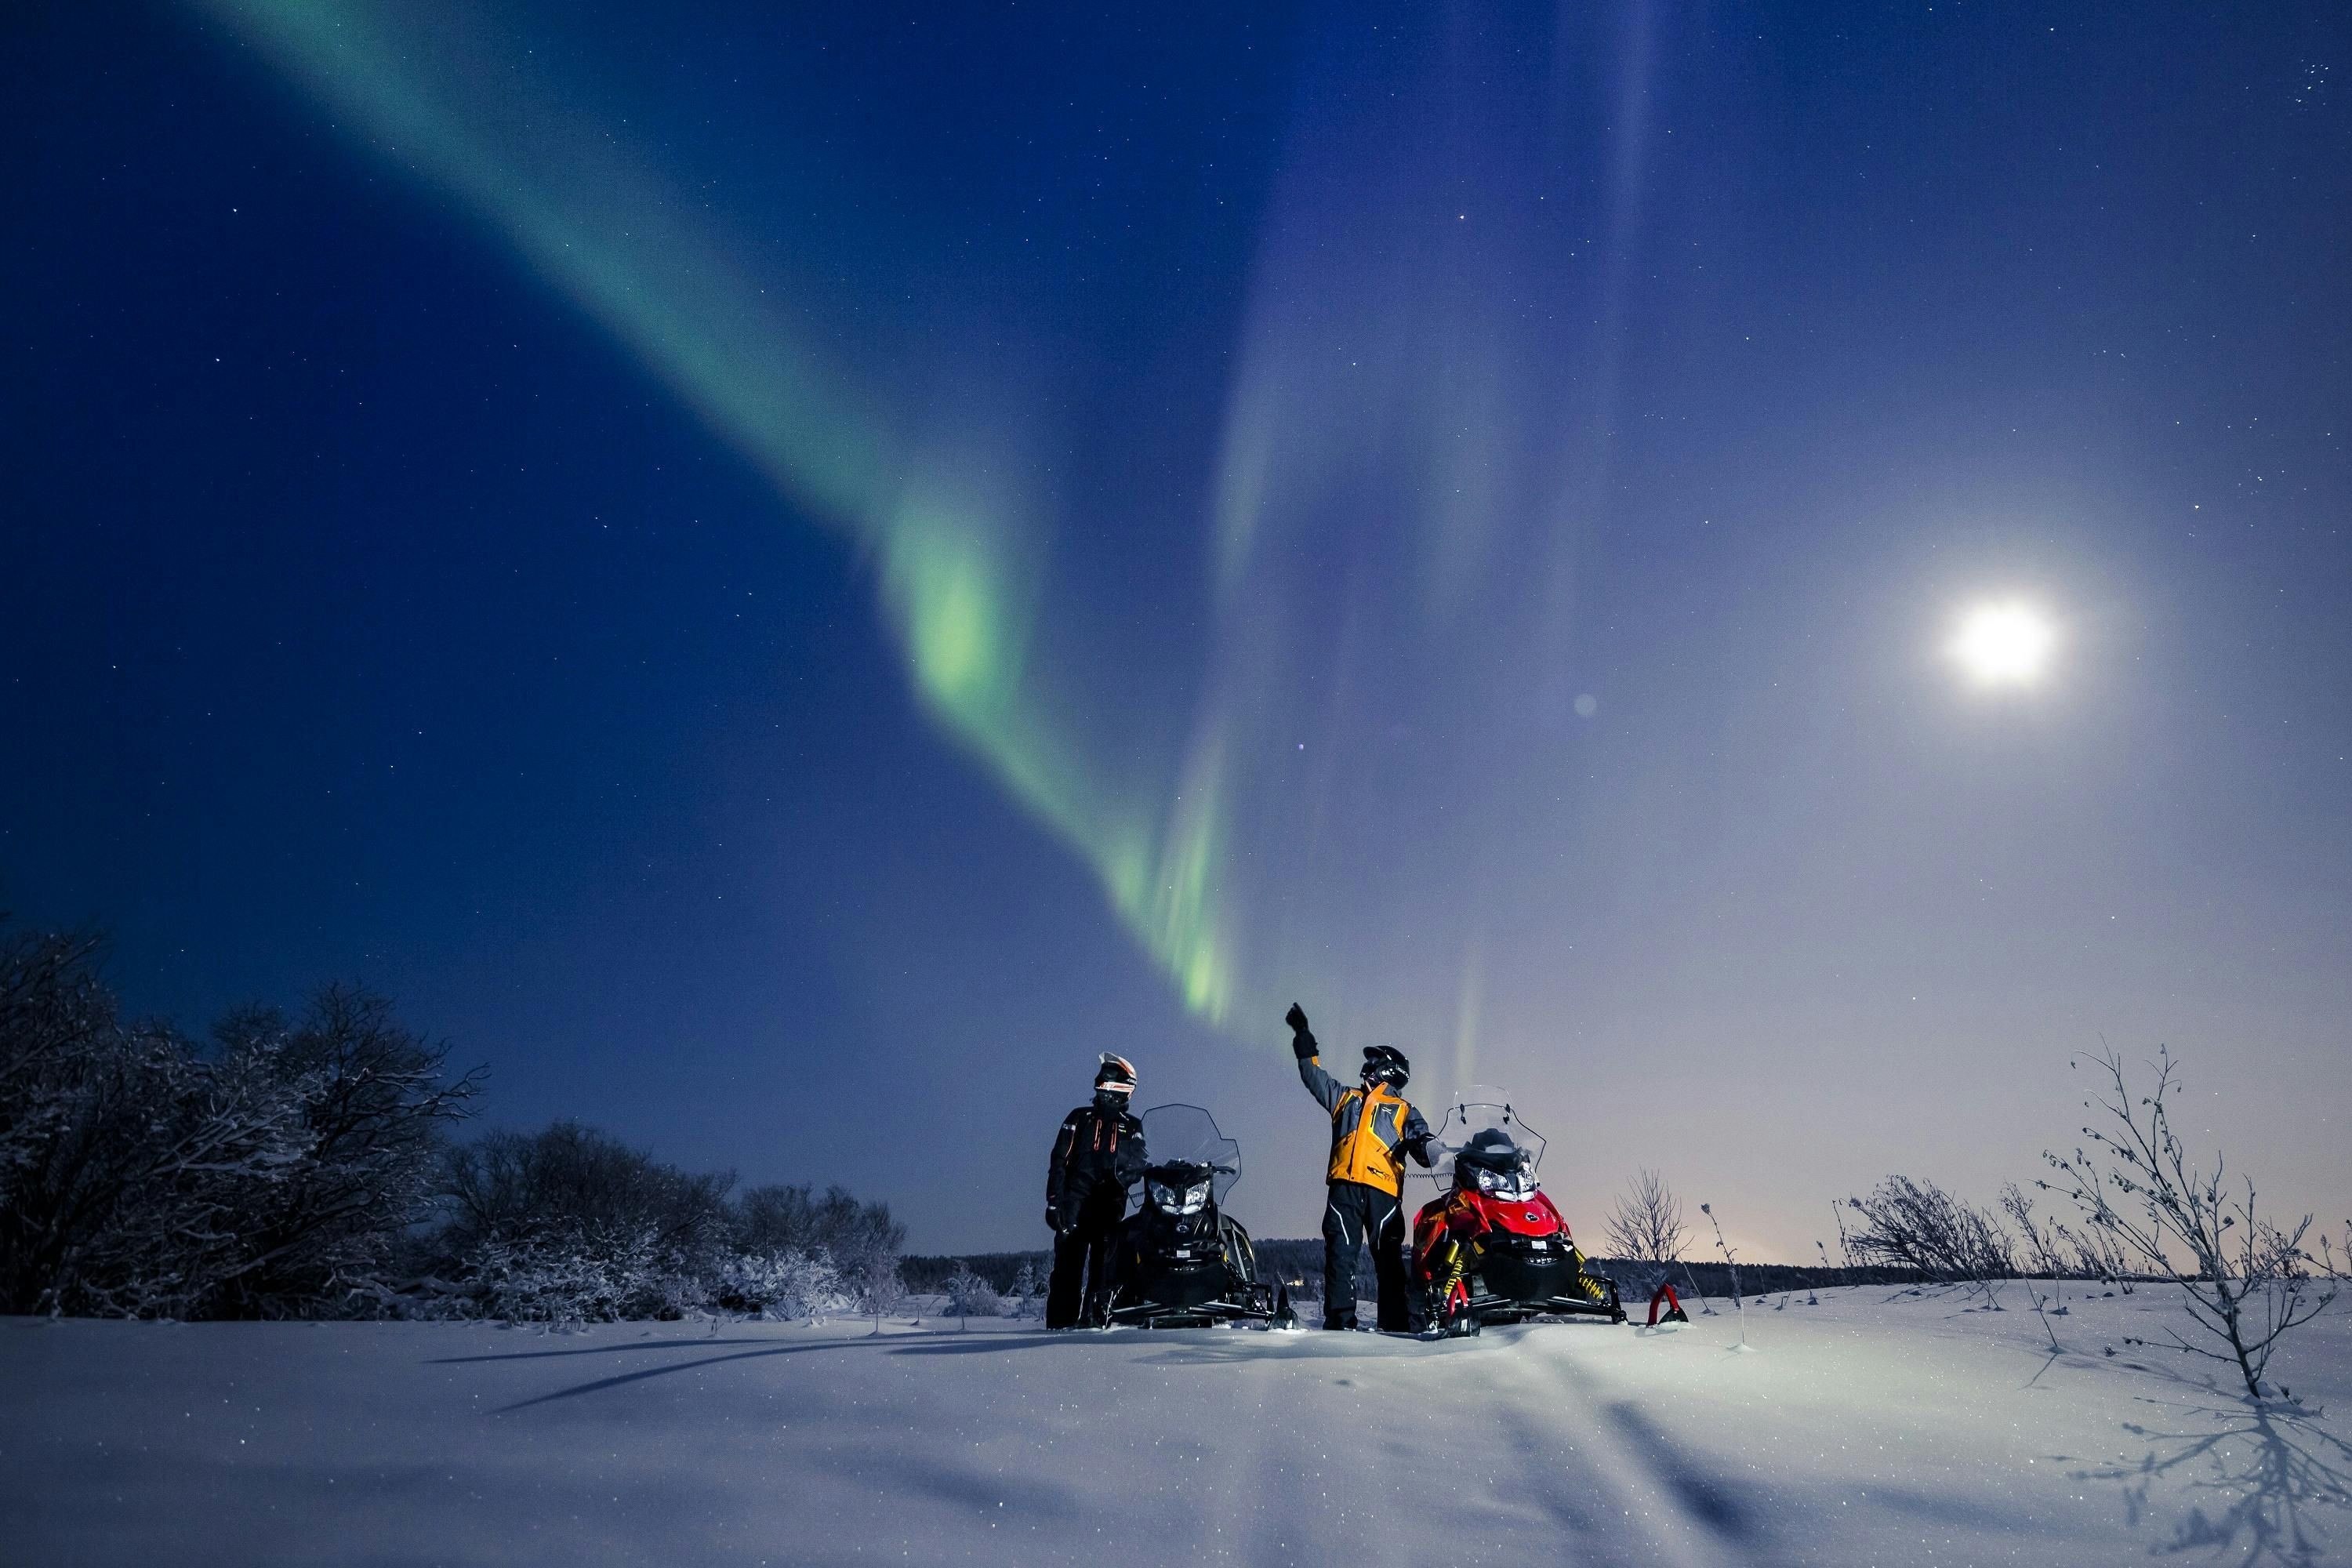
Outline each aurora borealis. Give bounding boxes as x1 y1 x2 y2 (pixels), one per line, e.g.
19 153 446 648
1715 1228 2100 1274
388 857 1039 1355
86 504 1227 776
194 0 1243 1021
6 2 2347 1254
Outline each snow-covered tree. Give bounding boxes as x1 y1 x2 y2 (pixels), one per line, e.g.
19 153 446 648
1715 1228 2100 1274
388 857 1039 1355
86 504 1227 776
942 1261 1001 1327
861 1253 909 1334
0 920 480 1319
204 986 485 1316
1007 1259 1041 1318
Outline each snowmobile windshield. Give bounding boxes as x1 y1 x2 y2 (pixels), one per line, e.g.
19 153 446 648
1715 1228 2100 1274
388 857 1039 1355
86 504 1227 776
1133 1104 1241 1209
1425 1085 1547 1190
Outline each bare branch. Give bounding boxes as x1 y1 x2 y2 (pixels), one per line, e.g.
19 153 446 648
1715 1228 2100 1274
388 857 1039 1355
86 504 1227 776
1602 1168 1688 1265
2042 1046 2336 1401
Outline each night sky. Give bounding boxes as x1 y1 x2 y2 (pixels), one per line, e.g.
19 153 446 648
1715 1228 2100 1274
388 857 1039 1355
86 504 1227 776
5 2 2347 1258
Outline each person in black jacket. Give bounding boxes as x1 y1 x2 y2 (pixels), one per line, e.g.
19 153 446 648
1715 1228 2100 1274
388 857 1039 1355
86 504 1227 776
1044 1053 1147 1328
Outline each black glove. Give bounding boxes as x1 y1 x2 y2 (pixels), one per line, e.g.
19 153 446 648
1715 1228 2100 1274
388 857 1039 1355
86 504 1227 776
1044 1205 1060 1232
1287 1002 1320 1059
1406 1134 1435 1170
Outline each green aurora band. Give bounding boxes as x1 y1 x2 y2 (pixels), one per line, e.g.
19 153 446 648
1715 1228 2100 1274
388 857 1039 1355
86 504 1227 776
194 0 1238 1022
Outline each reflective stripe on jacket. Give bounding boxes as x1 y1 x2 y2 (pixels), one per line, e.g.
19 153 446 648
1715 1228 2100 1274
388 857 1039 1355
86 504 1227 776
1047 1103 1145 1210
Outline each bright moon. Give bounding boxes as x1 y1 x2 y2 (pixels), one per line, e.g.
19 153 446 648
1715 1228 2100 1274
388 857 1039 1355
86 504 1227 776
1950 601 2056 686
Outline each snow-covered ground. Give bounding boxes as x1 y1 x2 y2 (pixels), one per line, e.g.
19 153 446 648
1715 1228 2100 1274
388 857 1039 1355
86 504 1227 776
4 1284 2348 1566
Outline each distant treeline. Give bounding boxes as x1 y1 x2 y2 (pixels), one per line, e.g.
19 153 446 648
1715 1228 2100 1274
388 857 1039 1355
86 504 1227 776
906 1244 1973 1302
1604 1260 1958 1300
0 918 904 1323
901 1253 1049 1294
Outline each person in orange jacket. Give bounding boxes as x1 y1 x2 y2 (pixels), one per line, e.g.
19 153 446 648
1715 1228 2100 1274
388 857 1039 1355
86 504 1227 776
1287 1002 1432 1331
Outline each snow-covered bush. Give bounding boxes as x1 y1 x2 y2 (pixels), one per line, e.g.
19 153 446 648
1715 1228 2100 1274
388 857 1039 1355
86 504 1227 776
471 1224 671 1326
1846 1176 2015 1306
942 1261 1002 1325
426 1123 909 1323
439 1121 735 1271
716 1249 855 1321
735 1181 906 1285
453 1232 862 1327
2043 1045 2339 1400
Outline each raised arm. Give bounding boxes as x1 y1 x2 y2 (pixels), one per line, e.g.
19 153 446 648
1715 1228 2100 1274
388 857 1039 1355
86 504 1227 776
1287 1002 1345 1114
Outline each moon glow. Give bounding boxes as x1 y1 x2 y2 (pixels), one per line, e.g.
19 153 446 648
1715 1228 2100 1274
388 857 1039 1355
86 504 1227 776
1950 601 2056 687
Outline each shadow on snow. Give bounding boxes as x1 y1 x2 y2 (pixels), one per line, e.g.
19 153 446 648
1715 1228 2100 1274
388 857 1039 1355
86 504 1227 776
2055 1388 2352 1567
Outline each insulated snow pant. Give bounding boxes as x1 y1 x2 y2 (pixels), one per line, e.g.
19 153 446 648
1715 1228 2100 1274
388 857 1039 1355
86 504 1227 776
1322 1180 1410 1330
1047 1187 1125 1328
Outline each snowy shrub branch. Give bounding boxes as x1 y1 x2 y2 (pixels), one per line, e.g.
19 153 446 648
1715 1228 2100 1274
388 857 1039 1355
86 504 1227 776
2042 1045 2337 1401
1844 1175 2016 1307
1603 1168 1689 1268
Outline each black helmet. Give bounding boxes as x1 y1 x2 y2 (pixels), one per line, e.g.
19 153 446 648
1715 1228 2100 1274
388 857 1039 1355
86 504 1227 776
1093 1052 1138 1098
1454 1127 1535 1196
1360 1044 1410 1089
1457 1127 1522 1170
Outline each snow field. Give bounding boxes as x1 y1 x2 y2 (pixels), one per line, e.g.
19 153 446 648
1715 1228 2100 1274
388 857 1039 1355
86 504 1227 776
2 1284 2346 1566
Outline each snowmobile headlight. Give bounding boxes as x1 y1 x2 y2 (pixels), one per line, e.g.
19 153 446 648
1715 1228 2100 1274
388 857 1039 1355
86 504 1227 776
1474 1167 1501 1194
1149 1178 1211 1215
1498 1172 1537 1201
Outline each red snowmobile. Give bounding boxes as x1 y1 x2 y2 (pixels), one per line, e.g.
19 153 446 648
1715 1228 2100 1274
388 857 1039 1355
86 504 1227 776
1410 1091 1642 1336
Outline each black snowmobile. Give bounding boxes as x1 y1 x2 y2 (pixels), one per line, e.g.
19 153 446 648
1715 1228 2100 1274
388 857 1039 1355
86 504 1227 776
1104 1104 1283 1329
